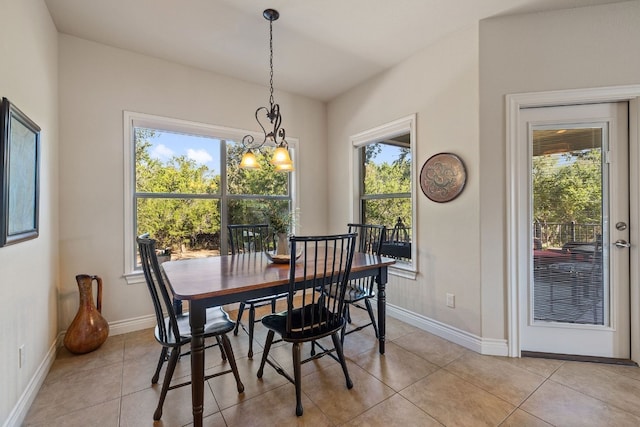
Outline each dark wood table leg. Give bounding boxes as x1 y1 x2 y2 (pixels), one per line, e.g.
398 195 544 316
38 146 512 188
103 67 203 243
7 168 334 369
189 301 206 427
377 266 388 354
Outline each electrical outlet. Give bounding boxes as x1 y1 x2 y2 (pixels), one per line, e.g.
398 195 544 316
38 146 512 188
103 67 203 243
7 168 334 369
19 345 25 368
446 293 455 308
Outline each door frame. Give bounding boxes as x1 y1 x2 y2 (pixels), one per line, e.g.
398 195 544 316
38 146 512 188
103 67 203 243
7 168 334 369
506 85 640 362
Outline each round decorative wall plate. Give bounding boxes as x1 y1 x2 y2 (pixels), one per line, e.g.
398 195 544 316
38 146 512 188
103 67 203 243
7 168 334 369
419 153 466 203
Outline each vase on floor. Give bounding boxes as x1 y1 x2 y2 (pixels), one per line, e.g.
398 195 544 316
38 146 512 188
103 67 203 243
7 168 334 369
64 274 109 354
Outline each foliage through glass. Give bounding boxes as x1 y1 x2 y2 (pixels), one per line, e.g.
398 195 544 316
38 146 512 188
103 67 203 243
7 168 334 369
532 129 602 249
360 141 412 244
134 127 292 260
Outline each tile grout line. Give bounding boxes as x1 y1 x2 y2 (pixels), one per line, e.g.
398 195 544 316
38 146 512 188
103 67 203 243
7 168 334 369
543 375 640 420
118 338 127 427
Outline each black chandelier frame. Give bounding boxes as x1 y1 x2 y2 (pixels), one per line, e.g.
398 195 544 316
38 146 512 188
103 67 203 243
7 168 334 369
241 9 291 164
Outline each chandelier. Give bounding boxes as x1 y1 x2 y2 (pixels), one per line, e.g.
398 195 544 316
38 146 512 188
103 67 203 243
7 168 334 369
240 8 294 172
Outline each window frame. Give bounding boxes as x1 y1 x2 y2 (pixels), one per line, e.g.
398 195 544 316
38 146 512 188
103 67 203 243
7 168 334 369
351 114 417 278
123 111 298 284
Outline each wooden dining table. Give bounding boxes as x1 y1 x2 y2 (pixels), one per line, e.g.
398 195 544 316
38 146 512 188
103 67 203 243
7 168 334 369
161 251 395 427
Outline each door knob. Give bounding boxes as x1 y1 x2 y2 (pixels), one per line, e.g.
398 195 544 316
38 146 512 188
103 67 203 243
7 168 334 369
614 239 631 248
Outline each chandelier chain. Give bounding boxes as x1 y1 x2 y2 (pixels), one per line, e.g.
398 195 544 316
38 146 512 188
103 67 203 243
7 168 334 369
269 18 274 108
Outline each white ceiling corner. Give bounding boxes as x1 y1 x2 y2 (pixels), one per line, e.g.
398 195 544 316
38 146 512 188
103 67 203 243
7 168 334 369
45 0 627 101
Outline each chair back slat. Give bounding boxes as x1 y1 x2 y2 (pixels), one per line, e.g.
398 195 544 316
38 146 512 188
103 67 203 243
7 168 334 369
228 224 272 254
347 224 385 292
137 235 181 346
285 233 356 336
348 223 385 255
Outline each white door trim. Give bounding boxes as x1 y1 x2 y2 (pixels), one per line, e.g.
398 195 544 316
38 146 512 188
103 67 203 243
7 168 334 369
506 85 640 362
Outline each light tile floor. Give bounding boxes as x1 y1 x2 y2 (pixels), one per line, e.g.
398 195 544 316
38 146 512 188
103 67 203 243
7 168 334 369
24 308 640 426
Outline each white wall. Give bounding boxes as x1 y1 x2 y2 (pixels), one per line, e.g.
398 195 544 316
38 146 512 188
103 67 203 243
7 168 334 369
479 0 640 340
328 25 482 335
328 0 640 348
0 0 59 424
57 35 328 328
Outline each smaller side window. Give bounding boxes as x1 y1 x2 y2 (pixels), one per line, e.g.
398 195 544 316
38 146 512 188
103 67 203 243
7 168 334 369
360 141 412 260
352 115 417 275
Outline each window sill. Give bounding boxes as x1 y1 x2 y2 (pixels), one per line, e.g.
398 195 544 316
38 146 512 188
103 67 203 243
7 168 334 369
124 271 145 285
389 264 417 280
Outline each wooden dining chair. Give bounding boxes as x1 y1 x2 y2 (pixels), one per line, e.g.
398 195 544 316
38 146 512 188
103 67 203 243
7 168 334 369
228 223 287 358
257 233 357 416
137 235 244 421
310 223 385 356
342 223 386 341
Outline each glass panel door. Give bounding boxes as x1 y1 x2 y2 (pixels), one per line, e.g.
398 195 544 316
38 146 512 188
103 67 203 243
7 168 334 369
532 126 606 325
519 102 630 358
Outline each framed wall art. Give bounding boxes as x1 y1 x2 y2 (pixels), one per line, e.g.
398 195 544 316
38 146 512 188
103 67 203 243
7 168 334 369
0 97 41 246
419 152 466 203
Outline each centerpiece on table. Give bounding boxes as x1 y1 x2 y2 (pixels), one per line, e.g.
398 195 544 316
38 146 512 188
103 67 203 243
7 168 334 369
264 208 299 263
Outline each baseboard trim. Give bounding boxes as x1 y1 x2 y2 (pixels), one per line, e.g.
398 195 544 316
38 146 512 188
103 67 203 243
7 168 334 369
4 335 59 427
386 303 509 356
105 304 509 358
107 314 157 336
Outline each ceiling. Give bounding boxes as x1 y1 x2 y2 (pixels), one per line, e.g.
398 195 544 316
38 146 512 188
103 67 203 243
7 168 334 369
44 0 625 101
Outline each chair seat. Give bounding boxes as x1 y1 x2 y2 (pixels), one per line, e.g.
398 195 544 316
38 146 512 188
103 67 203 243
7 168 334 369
345 284 374 303
262 304 345 341
244 292 289 305
155 306 235 346
324 283 374 303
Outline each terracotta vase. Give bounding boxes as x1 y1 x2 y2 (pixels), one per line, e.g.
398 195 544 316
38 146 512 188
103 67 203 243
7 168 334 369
63 274 109 354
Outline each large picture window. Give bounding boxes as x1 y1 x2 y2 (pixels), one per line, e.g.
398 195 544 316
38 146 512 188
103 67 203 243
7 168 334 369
124 112 296 282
